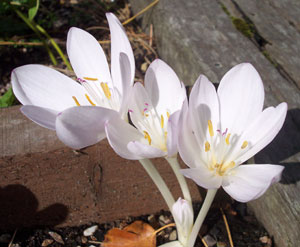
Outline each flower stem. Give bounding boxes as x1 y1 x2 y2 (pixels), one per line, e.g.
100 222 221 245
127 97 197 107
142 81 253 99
139 159 175 211
188 189 217 247
166 156 192 203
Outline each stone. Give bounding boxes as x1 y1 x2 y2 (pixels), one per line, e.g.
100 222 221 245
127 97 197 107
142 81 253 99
83 225 98 237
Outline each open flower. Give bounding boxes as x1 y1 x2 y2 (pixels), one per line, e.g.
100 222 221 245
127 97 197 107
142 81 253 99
178 63 287 203
105 59 186 159
172 198 193 246
11 13 134 149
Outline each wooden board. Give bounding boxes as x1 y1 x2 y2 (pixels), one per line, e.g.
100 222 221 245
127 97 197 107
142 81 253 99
129 0 300 246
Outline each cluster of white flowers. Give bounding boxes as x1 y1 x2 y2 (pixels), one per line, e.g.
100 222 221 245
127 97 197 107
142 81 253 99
11 13 287 247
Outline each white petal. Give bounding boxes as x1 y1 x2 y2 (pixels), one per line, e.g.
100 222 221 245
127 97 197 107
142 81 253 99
107 13 135 93
127 141 166 159
118 53 133 118
177 100 204 168
181 167 222 189
234 102 287 164
145 59 186 116
189 75 220 145
217 63 265 135
11 65 88 111
222 164 284 202
67 27 112 85
21 105 58 130
56 106 118 149
167 110 181 157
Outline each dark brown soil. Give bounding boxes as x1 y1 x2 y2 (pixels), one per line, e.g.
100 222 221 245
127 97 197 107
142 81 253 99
0 202 272 247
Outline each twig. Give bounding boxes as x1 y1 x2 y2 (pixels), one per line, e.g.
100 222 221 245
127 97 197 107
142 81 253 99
149 24 153 47
200 235 209 247
220 208 234 247
88 240 101 245
153 223 176 236
8 229 17 247
122 0 160 25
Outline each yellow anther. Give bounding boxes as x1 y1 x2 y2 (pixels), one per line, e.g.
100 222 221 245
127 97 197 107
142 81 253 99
167 111 170 119
208 120 214 137
85 94 96 106
161 115 164 129
228 161 235 169
205 141 210 152
83 77 98 81
225 133 231 145
164 131 168 138
143 131 152 145
100 82 111 99
241 141 248 149
72 96 80 106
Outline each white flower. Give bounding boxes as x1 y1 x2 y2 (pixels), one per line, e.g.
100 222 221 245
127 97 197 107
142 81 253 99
172 198 193 246
178 63 287 203
11 13 134 149
105 59 186 159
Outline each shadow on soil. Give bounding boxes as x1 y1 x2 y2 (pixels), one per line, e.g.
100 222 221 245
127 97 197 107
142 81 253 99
0 184 68 230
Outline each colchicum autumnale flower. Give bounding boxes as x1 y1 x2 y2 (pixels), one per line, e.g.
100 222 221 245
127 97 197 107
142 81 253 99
11 13 134 149
178 63 287 203
105 59 187 160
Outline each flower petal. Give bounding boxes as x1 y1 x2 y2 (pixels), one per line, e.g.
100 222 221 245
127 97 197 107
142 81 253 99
127 141 166 159
106 13 135 94
105 117 164 159
144 59 186 116
21 105 58 130
181 167 222 189
217 63 265 135
233 102 287 164
56 106 118 149
167 110 181 157
189 74 220 146
118 53 133 118
67 27 112 85
222 164 284 202
177 100 204 168
11 65 88 111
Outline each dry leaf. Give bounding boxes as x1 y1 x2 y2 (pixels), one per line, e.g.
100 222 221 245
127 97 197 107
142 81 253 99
102 220 156 247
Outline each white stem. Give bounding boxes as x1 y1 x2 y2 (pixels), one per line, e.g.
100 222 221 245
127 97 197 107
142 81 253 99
187 189 217 247
166 156 192 203
139 159 175 211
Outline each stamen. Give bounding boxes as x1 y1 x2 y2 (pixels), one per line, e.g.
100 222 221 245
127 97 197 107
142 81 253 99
208 120 214 137
161 115 164 129
143 131 152 145
145 103 149 106
72 96 80 106
100 82 111 100
205 141 210 152
241 141 248 149
83 77 98 81
225 133 231 145
228 161 235 168
167 111 170 119
128 109 133 113
85 94 96 106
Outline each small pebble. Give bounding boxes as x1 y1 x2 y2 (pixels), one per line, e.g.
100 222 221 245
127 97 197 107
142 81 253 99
217 242 227 247
141 62 148 72
159 215 171 225
41 239 54 247
169 230 177 241
48 231 65 244
259 236 272 246
83 225 98 237
81 236 87 244
203 234 217 247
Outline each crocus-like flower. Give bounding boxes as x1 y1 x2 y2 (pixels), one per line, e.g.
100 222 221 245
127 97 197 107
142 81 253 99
172 198 194 246
11 13 134 149
105 59 186 159
178 63 287 203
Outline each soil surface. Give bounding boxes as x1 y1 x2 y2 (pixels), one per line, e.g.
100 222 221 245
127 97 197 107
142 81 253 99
0 202 272 247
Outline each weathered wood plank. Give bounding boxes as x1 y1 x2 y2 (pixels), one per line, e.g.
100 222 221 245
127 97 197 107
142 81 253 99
0 106 201 229
229 0 300 88
129 0 300 246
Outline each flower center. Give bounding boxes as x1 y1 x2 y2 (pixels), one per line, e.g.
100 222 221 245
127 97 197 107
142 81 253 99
204 120 248 176
129 102 170 152
71 77 120 111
